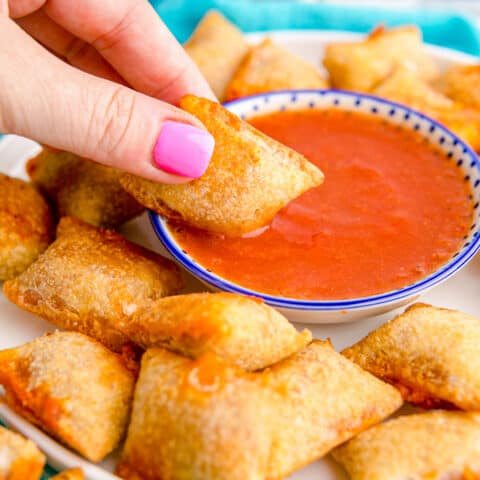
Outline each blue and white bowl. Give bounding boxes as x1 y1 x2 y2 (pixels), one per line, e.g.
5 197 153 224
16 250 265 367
150 90 480 323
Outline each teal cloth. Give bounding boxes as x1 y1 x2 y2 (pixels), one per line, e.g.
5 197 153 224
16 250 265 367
151 0 480 55
1 2 480 476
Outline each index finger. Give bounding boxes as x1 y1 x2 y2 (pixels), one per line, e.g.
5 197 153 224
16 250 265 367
43 0 216 104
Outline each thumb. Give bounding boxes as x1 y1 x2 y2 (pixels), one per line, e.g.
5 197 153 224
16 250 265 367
0 18 214 183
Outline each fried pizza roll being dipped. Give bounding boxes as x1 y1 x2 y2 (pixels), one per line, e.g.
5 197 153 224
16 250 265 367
51 468 85 480
332 411 480 480
435 64 480 109
225 38 328 101
264 340 403 478
184 11 249 101
120 95 324 236
373 68 480 151
116 348 277 480
0 332 135 462
27 149 143 228
119 292 311 370
0 426 46 480
0 173 53 281
323 25 437 92
3 217 183 352
343 303 480 410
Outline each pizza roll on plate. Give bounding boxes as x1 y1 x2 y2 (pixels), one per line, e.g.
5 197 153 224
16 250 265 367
184 11 249 101
332 411 480 480
0 332 135 461
117 348 277 480
225 38 328 101
372 68 480 151
435 64 480 109
264 340 403 478
51 468 85 480
119 292 311 370
323 25 437 92
27 149 143 228
3 217 183 352
117 341 401 480
121 95 324 236
343 303 480 410
0 173 53 281
0 426 46 480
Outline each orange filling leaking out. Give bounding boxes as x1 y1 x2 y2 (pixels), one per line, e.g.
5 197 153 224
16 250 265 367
182 352 229 395
172 109 474 300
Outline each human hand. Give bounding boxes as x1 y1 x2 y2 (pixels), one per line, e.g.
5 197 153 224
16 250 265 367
0 0 216 182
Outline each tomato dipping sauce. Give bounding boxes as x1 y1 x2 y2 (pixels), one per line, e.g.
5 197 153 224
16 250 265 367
172 109 474 300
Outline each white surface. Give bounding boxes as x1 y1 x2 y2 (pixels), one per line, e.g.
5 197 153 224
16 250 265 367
0 31 478 480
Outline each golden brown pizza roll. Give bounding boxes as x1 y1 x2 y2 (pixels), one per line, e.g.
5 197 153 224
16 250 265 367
116 348 277 480
224 38 328 101
332 411 480 480
118 292 311 370
264 340 403 478
116 341 401 480
0 426 46 480
373 68 480 151
342 303 480 410
323 25 437 92
0 173 53 281
50 468 85 480
27 149 143 228
184 11 249 101
435 64 480 109
120 95 324 236
3 217 183 352
0 332 135 462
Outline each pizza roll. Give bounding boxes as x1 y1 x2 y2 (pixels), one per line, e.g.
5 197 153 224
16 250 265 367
342 303 480 410
0 426 46 480
27 149 143 228
120 95 324 236
264 340 403 478
184 11 249 101
435 64 480 109
323 25 437 92
116 348 277 480
225 38 328 101
119 292 311 370
117 342 401 480
373 68 480 151
332 411 480 480
0 173 53 281
51 468 85 480
3 217 183 352
0 332 135 462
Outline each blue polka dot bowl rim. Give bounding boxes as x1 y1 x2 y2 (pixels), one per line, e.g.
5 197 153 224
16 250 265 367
150 90 480 324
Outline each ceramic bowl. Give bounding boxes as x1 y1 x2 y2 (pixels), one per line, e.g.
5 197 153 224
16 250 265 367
150 90 480 323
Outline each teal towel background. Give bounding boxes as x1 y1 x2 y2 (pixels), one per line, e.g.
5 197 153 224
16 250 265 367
1 2 479 476
151 0 480 55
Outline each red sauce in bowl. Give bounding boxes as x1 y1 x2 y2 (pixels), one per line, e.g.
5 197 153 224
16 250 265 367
171 109 473 300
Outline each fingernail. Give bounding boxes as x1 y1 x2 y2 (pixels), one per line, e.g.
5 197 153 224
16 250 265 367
153 121 215 178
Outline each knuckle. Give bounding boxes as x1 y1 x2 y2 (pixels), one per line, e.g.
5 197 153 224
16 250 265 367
91 86 136 161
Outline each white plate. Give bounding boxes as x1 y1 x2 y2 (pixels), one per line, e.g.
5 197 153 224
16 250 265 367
0 30 479 480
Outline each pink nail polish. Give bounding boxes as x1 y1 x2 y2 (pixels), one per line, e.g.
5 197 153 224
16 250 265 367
153 121 214 178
